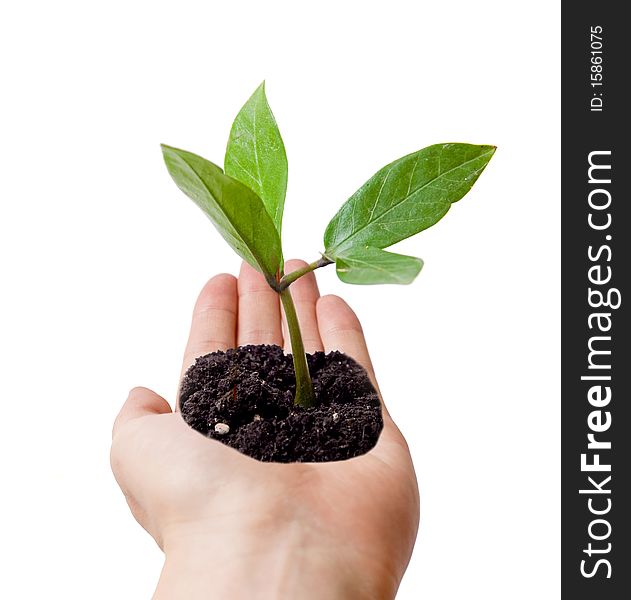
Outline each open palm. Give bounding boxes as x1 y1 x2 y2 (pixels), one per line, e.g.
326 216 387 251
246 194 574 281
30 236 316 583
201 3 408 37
111 261 419 599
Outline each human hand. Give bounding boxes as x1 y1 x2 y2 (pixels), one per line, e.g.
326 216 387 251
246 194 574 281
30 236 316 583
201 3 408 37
111 260 420 599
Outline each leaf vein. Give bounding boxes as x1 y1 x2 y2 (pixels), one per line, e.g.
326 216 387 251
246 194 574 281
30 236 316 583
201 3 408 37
330 149 494 251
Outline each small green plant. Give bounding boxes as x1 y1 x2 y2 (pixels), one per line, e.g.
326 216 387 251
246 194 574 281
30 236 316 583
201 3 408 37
162 82 495 408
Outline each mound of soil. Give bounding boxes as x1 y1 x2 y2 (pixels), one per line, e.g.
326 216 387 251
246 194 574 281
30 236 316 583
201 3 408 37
179 344 383 463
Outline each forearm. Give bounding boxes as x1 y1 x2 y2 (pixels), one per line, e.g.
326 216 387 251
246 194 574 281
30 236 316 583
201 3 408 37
155 548 356 599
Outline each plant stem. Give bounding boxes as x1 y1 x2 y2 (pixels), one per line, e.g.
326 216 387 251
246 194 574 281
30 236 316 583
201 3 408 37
280 287 316 408
279 257 333 291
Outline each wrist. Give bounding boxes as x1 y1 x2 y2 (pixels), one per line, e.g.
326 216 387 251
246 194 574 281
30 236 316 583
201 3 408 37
154 518 394 600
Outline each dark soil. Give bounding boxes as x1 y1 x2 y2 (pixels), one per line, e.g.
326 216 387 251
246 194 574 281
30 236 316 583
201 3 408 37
179 344 383 463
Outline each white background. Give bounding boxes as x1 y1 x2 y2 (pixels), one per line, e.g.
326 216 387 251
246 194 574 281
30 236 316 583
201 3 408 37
0 1 560 598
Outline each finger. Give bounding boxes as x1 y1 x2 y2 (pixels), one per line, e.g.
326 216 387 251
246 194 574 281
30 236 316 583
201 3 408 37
181 274 238 376
281 260 323 354
237 262 283 346
316 294 377 387
112 386 172 438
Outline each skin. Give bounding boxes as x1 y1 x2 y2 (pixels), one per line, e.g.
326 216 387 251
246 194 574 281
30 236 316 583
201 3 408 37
111 260 420 599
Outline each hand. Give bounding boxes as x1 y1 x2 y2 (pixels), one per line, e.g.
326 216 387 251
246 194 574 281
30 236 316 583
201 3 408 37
111 260 420 599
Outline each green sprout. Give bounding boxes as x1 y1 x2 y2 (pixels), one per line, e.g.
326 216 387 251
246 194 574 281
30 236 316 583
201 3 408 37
162 82 495 408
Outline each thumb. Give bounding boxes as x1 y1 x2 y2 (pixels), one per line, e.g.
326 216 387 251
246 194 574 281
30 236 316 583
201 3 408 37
112 386 172 438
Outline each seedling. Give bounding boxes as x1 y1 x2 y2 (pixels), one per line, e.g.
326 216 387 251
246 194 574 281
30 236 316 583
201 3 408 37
162 83 495 409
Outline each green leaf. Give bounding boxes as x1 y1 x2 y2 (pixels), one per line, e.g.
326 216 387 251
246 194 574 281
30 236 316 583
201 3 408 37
224 82 288 234
161 144 282 281
335 246 423 285
324 143 496 256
